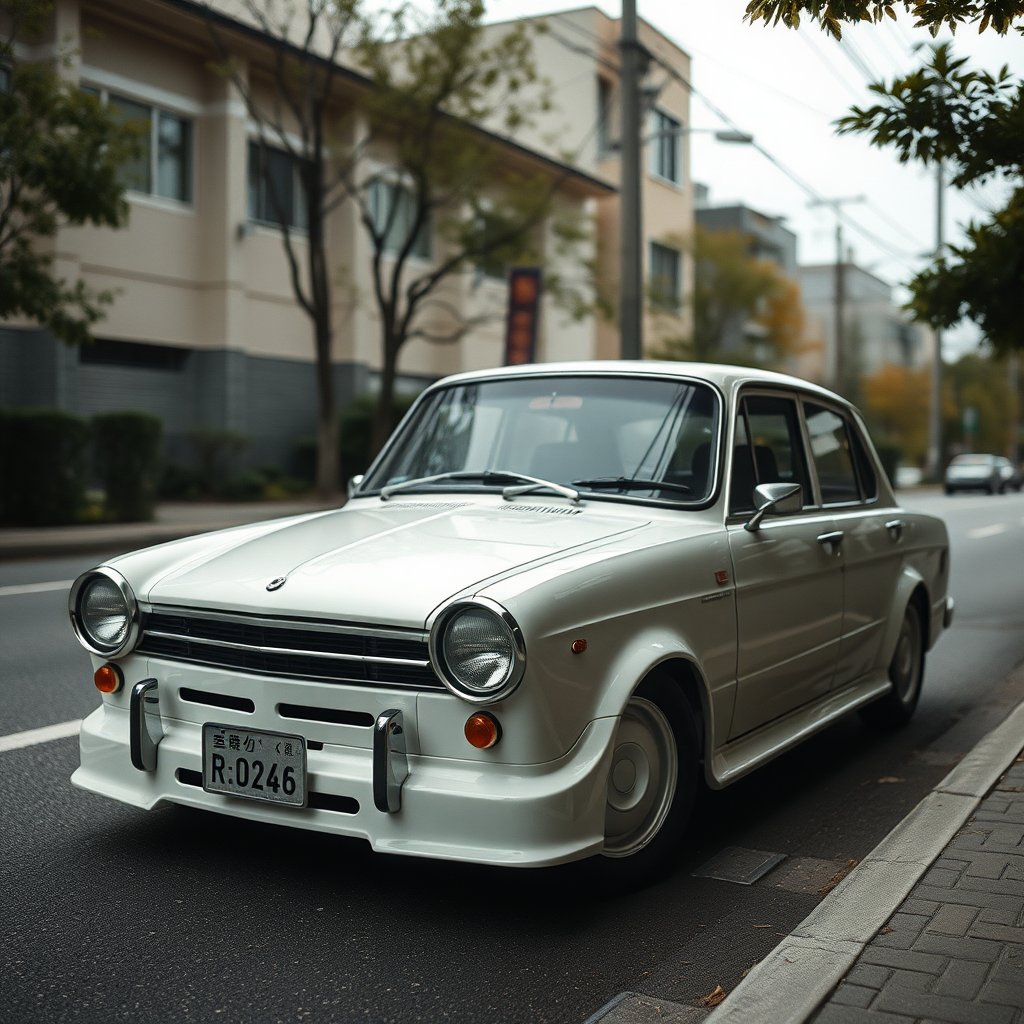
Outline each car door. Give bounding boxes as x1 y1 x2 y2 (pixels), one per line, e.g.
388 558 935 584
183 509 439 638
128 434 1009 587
727 392 845 739
802 401 906 690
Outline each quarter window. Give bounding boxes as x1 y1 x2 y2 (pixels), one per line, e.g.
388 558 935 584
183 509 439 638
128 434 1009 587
730 395 811 514
83 88 193 202
804 403 860 505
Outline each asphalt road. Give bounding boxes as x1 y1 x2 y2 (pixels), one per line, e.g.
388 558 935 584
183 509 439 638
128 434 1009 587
3 490 1024 1024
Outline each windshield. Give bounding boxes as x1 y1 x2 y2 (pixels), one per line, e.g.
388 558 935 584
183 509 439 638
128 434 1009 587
362 375 719 504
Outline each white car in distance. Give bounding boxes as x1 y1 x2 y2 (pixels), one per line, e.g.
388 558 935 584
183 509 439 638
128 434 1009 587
70 363 952 880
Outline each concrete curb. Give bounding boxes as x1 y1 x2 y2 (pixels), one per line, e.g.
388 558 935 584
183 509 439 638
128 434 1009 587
703 696 1024 1024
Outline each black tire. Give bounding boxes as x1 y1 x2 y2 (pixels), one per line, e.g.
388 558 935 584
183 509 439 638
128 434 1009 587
944 485 954 495
584 674 699 887
860 601 924 729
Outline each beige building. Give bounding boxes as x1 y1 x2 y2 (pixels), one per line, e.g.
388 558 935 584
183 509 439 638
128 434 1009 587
482 6 695 358
0 0 613 469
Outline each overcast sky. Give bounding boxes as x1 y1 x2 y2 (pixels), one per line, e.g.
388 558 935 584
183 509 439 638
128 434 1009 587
482 0 1023 358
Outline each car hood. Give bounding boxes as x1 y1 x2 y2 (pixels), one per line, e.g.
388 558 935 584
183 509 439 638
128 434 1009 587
135 498 650 628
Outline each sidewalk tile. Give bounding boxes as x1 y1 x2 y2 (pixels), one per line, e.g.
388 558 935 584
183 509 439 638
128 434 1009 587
927 867 969 888
914 932 1006 962
930 906 983 937
962 853 1017 880
969 922 1024 944
933 961 992 1000
905 899 942 916
979 980 1024 1009
860 947 950 974
876 914 931 949
831 983 875 1008
846 964 891 989
815 1006 913 1024
979 910 1020 927
874 985 1015 1023
913 886 1024 916
887 968 936 992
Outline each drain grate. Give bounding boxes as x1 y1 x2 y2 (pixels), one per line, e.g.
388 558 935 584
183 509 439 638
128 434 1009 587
692 846 786 885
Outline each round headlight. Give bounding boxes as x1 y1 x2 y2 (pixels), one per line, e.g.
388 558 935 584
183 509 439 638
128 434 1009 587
430 599 526 704
69 568 139 657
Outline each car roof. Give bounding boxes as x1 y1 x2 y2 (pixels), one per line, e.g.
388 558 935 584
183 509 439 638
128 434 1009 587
429 360 851 409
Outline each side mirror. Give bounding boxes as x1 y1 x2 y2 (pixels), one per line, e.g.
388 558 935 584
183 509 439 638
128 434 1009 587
347 474 365 499
744 482 802 532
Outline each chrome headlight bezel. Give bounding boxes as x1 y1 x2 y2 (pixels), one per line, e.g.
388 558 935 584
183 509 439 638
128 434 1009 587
428 597 527 705
68 566 140 659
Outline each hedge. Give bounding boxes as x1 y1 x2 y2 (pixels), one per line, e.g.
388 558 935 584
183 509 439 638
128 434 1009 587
93 411 163 521
0 409 91 525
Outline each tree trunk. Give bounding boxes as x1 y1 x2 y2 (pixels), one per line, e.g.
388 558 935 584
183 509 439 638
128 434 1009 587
371 338 399 459
314 314 340 499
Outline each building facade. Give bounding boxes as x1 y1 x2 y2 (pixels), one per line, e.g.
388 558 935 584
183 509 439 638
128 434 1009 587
0 0 612 471
481 7 695 359
797 263 930 387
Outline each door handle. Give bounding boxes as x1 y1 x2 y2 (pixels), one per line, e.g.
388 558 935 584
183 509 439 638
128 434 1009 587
885 519 906 541
817 530 844 553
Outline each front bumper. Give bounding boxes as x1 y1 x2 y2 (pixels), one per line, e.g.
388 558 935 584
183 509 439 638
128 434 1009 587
72 702 617 868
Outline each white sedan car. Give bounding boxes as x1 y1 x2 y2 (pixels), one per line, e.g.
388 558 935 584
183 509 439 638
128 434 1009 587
70 363 952 879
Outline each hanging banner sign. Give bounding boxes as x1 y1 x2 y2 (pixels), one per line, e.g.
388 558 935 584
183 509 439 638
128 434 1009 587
504 267 543 366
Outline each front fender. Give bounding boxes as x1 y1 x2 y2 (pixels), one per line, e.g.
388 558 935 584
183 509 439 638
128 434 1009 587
878 566 927 669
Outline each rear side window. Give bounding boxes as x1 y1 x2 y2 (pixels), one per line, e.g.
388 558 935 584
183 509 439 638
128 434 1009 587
804 403 859 505
849 423 878 500
729 395 812 514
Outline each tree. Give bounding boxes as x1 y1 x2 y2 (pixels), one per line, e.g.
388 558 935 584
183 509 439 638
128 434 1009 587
745 1 1024 38
861 363 933 465
0 0 137 345
836 45 1024 354
652 226 807 368
208 0 590 489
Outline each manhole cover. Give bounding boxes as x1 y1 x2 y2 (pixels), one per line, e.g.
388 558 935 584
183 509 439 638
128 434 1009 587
692 846 786 885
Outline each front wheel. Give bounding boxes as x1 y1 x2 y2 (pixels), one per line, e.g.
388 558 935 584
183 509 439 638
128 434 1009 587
590 675 699 885
860 602 924 729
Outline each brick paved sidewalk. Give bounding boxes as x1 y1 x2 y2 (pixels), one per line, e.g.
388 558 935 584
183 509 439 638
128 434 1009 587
814 759 1024 1024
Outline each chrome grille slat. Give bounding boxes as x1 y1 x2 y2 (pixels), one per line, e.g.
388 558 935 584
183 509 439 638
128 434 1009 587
137 608 441 690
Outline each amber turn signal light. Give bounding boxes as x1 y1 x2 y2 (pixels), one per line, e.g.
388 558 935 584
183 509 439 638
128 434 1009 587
94 663 123 694
464 711 502 749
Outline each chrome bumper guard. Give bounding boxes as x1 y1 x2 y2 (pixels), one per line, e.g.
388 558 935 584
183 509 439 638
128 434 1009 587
944 596 955 629
373 709 409 813
130 678 164 772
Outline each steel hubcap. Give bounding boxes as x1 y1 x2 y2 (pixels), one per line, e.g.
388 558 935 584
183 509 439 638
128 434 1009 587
893 612 921 703
603 697 678 858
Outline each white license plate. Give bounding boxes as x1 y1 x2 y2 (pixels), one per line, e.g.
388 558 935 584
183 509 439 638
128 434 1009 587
202 724 306 807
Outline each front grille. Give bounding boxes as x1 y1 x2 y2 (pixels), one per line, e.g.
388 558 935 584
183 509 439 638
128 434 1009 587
138 608 442 690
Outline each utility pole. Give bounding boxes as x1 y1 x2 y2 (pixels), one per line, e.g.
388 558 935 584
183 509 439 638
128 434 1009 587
808 196 864 394
618 0 645 360
1009 351 1020 466
926 162 945 481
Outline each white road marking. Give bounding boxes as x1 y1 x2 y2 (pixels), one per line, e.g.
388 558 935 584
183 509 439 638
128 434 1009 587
0 719 82 753
0 579 73 597
968 523 1008 539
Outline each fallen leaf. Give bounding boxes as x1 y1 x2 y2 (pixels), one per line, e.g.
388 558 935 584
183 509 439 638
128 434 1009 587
699 986 727 1008
877 777 905 784
752 924 772 928
879 927 893 934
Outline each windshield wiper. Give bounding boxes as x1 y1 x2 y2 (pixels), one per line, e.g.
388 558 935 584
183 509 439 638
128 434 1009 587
379 470 580 504
572 477 694 497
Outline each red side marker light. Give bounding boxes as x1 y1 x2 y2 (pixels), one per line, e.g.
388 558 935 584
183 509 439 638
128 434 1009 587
571 639 588 654
714 570 729 585
94 664 123 694
465 712 501 749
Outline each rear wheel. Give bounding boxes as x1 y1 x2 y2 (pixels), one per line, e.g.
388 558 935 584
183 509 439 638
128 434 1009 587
590 675 699 885
860 602 924 729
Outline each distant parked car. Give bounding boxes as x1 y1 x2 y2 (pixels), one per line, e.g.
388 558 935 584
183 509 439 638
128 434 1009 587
944 454 1004 495
995 457 1023 493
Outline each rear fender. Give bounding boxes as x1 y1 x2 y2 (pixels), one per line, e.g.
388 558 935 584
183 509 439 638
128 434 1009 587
879 567 928 667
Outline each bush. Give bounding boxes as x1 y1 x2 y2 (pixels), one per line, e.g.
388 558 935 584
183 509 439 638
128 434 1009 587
0 409 91 525
189 426 250 495
159 462 205 500
221 469 268 501
92 411 163 522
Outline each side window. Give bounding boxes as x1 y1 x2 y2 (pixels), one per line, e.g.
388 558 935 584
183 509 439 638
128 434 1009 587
849 423 878 500
804 403 859 505
729 395 811 514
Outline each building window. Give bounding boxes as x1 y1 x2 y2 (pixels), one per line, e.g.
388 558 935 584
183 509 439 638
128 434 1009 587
248 141 308 230
650 109 681 185
368 178 431 259
650 241 681 311
79 338 191 371
81 85 193 203
597 77 613 155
